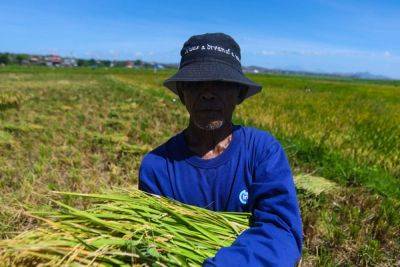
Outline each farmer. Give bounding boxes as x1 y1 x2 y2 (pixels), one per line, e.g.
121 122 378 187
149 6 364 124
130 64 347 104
138 33 302 266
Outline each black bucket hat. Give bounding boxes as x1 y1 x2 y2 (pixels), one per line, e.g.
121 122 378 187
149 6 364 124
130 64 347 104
163 33 262 100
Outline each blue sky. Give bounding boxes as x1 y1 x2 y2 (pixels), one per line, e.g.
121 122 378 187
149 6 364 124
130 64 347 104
1 0 399 78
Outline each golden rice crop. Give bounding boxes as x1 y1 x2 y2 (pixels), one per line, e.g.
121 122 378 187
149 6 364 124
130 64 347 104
0 91 26 110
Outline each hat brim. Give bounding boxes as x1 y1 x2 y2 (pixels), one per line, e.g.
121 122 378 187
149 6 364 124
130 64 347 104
163 61 262 100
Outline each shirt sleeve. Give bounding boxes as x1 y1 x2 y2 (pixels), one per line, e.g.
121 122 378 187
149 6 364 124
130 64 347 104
138 153 163 195
203 140 303 267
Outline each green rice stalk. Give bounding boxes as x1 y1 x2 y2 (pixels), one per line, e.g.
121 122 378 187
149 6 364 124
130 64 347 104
0 188 250 266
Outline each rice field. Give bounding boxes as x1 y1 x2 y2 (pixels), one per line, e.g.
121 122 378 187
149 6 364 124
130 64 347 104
0 66 399 265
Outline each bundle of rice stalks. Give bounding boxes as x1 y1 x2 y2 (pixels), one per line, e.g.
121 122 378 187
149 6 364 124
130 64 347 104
294 174 339 195
0 189 250 266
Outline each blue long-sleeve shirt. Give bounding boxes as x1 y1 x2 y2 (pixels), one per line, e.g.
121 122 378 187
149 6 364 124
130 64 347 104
138 124 303 266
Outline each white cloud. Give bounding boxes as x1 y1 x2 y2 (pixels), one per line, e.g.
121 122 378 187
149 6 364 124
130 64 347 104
383 51 392 58
260 50 278 56
255 48 397 59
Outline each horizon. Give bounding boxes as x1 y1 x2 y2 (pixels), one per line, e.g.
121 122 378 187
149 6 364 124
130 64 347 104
1 0 399 79
1 51 394 80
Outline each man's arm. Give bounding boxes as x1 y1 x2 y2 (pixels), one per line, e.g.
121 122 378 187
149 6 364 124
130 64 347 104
203 141 303 267
138 152 167 196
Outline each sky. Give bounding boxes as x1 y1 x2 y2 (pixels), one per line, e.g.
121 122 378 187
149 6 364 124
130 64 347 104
1 0 400 78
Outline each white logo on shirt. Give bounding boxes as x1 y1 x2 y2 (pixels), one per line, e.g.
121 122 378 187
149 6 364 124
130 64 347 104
239 189 248 205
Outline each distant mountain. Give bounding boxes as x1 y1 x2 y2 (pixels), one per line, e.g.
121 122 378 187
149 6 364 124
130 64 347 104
348 72 390 80
242 66 392 80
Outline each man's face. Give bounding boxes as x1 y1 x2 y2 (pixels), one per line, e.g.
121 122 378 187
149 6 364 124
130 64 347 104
178 81 243 131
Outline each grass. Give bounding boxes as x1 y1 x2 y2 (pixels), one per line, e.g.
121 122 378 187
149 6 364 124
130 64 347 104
236 74 400 196
0 66 399 265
